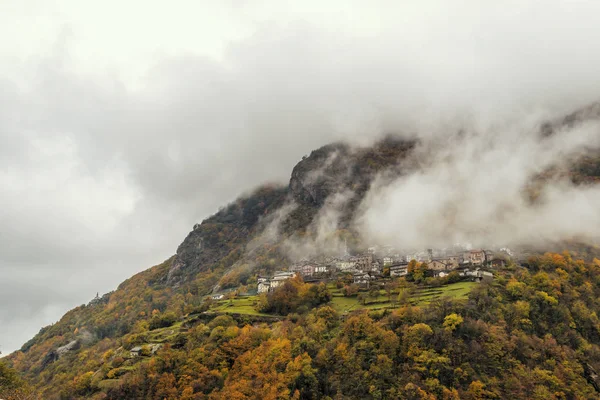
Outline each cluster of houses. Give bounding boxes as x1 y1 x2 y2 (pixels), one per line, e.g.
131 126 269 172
389 249 507 278
257 254 379 293
257 271 297 293
270 246 513 292
253 246 511 292
287 254 380 276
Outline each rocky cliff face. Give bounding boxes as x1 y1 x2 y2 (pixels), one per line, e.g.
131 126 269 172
287 137 417 231
289 143 353 206
165 136 417 287
289 138 416 207
165 185 288 286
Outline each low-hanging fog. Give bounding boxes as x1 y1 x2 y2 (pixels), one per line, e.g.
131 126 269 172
357 113 600 250
270 109 600 262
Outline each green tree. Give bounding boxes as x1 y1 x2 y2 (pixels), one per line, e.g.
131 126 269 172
0 358 22 390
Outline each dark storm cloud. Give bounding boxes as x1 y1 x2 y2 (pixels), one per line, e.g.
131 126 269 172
3 1 600 353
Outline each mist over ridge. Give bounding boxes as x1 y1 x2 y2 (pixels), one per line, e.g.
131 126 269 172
252 104 600 262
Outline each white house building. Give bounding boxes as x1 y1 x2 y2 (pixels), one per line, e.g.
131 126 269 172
353 272 371 286
315 265 329 274
258 271 297 293
390 264 409 277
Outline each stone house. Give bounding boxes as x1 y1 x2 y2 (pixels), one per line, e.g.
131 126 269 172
288 264 303 274
466 250 486 265
257 277 271 293
370 261 382 274
353 254 373 271
427 259 450 271
353 272 371 286
446 255 461 268
269 272 296 290
459 268 493 282
130 344 161 358
289 262 317 277
488 258 506 268
483 250 496 263
390 264 409 277
337 260 356 271
130 346 143 357
301 264 315 277
258 272 297 293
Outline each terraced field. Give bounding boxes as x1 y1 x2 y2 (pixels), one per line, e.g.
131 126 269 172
412 281 477 305
211 296 272 316
208 281 478 316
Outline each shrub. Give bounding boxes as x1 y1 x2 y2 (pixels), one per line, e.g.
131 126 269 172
149 312 178 330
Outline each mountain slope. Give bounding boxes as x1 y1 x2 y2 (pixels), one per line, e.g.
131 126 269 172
4 105 600 399
3 136 418 399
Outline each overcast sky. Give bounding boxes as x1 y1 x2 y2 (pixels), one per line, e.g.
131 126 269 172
2 1 600 354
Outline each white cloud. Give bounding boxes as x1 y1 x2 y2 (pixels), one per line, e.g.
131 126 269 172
356 117 600 250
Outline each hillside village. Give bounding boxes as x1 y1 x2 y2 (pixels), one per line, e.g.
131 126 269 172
254 244 513 293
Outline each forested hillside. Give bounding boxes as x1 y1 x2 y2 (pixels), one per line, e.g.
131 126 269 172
5 253 600 399
3 108 600 399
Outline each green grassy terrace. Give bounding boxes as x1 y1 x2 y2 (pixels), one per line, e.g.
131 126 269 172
207 281 478 316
